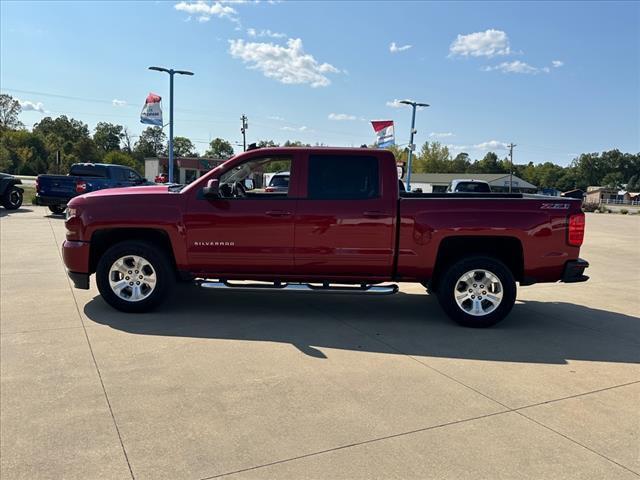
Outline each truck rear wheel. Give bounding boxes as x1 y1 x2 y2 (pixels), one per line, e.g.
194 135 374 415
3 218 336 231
96 241 174 313
436 256 516 328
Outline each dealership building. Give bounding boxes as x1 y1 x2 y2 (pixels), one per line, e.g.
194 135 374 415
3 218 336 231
144 156 226 184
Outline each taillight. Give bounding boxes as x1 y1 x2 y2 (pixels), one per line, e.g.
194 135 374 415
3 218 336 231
35 177 40 193
75 180 87 194
568 213 585 246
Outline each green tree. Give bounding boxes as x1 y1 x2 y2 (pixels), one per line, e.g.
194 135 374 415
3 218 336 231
283 140 311 147
0 94 23 131
451 153 471 172
414 141 451 173
93 122 124 153
468 152 506 174
205 137 234 158
257 139 279 148
103 151 140 171
0 130 48 174
172 136 197 157
134 127 166 158
601 171 624 189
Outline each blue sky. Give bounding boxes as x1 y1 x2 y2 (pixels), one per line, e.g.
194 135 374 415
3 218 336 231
1 1 638 164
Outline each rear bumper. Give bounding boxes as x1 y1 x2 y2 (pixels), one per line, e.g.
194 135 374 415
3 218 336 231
561 258 589 283
35 194 71 206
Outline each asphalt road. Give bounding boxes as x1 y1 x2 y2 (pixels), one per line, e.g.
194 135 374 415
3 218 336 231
1 207 639 480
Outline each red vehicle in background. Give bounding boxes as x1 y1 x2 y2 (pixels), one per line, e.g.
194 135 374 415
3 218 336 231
62 147 588 327
154 173 168 183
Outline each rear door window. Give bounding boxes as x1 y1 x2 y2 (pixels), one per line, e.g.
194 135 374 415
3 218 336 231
308 155 379 200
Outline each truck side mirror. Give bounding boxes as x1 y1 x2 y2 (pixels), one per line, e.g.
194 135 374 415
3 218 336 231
203 178 220 198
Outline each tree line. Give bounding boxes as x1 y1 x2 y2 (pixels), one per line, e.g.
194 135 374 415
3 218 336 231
1 93 638 191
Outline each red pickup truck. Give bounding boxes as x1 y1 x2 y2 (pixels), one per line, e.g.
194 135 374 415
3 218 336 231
63 147 588 327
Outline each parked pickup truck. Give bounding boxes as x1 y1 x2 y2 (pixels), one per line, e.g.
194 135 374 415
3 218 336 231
62 147 588 327
36 163 148 214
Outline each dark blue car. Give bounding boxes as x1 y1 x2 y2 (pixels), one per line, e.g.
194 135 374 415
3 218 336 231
35 163 149 214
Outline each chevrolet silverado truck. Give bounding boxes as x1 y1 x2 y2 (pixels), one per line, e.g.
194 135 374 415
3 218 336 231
36 163 148 214
62 147 588 327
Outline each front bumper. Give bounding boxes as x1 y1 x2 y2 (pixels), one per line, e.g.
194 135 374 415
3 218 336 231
35 194 71 207
561 258 589 283
62 240 90 289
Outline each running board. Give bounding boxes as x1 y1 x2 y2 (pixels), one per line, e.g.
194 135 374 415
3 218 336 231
197 281 398 295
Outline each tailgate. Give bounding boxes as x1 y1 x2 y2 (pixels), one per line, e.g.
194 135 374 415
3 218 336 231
37 176 78 197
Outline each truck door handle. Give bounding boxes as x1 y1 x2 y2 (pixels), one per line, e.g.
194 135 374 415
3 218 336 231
265 210 292 217
363 211 387 218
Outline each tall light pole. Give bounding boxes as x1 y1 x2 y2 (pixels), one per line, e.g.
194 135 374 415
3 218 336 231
148 66 194 184
399 99 429 191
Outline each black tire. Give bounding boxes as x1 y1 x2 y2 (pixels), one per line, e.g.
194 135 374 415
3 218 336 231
48 205 66 215
436 256 516 328
96 241 175 313
2 186 23 210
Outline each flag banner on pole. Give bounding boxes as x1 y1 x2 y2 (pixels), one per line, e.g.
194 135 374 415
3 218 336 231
140 93 163 126
371 120 395 147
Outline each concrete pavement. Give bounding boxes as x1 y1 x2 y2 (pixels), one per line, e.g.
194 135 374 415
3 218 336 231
1 207 639 479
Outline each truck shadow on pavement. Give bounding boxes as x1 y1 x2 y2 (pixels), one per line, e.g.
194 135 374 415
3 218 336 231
83 285 640 365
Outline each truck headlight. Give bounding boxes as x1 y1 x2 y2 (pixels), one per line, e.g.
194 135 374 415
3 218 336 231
66 207 77 220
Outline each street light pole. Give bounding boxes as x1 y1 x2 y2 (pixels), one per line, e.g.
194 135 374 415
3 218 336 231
399 100 429 192
148 66 194 184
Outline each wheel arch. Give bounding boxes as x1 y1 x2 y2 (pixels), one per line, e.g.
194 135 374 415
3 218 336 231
89 228 178 275
430 235 524 290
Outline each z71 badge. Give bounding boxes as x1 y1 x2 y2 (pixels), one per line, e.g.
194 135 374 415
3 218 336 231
540 203 571 210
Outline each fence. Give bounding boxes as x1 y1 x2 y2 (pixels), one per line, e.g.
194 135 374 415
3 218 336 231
599 199 640 206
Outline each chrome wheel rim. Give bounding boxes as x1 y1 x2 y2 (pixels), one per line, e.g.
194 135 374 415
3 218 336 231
454 269 503 316
108 255 157 302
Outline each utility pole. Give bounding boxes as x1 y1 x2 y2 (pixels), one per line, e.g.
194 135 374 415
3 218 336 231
148 66 194 184
240 115 248 152
399 100 429 191
508 143 516 193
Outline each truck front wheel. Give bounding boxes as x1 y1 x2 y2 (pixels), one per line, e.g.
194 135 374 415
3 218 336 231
96 241 174 313
48 205 66 215
436 256 516 328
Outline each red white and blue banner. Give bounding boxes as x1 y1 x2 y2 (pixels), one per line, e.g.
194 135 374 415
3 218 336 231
140 93 163 126
371 120 395 148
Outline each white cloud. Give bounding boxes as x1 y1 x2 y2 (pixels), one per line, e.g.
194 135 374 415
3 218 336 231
389 42 412 53
247 27 286 38
328 113 356 121
112 99 127 107
483 60 546 74
552 60 564 68
18 99 45 113
228 38 340 87
281 125 307 132
174 1 237 22
449 29 511 57
474 140 508 150
430 132 453 138
267 115 285 121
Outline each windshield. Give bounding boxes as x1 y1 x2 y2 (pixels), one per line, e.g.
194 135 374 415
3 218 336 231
269 175 289 187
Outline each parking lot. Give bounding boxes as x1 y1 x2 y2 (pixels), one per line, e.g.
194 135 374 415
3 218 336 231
1 207 638 479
